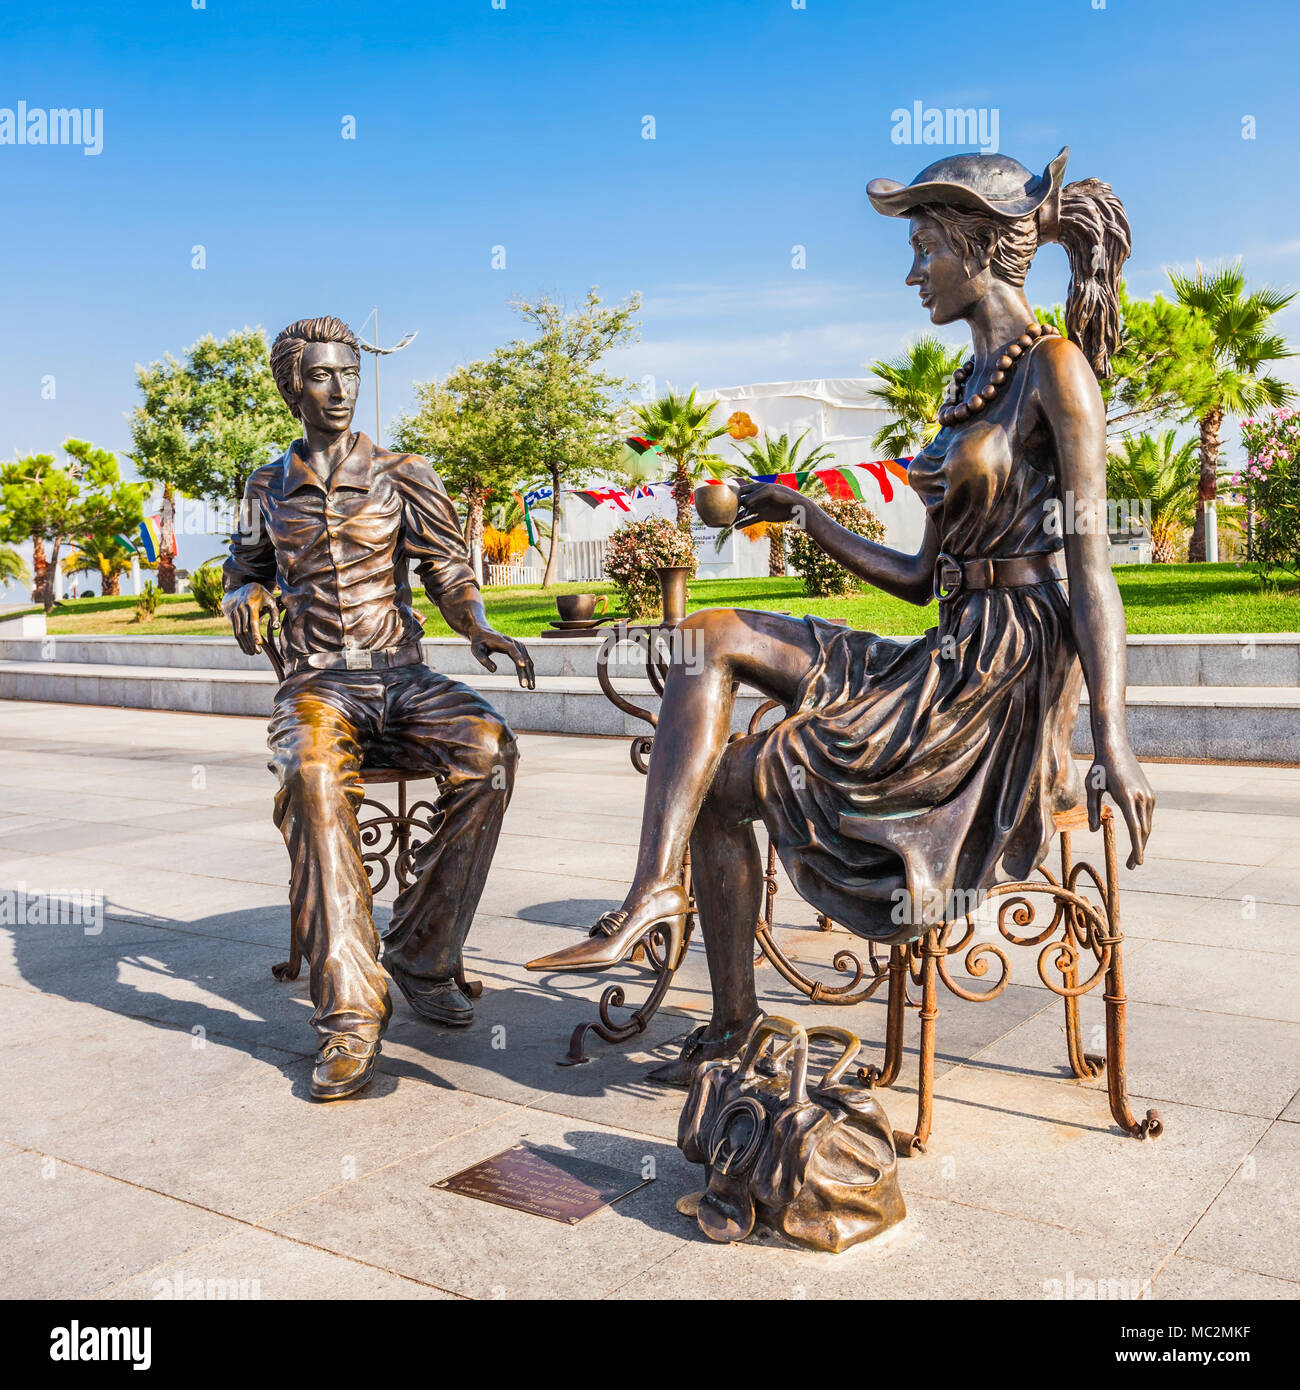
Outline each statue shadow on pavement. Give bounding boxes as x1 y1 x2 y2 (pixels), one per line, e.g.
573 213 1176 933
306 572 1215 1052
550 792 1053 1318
3 893 707 1111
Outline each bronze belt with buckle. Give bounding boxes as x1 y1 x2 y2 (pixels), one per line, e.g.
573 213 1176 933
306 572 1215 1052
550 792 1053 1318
289 641 424 676
932 551 1062 602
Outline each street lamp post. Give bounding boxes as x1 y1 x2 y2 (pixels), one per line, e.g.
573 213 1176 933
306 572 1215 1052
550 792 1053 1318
357 306 418 447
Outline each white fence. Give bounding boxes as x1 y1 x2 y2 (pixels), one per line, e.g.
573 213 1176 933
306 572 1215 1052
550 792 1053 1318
484 540 607 587
561 539 607 582
486 562 544 587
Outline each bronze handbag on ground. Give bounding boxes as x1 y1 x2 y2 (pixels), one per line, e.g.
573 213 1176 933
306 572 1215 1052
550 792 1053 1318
678 1017 906 1252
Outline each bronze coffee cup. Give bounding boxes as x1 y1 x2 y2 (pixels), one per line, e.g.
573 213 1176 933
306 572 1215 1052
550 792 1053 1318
694 480 740 527
556 593 609 622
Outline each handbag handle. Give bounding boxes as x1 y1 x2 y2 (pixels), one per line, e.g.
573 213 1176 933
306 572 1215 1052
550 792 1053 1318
737 1016 808 1106
803 1025 862 1088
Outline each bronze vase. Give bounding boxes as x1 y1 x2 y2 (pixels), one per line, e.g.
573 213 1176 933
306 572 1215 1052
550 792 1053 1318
656 566 690 626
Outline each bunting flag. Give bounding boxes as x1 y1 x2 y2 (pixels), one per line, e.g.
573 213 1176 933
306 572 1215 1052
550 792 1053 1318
137 516 162 563
521 485 553 546
747 459 912 503
508 460 912 531
575 486 633 512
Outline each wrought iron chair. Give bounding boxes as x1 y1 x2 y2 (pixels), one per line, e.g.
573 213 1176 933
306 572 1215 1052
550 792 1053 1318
745 698 1162 1155
255 601 481 1000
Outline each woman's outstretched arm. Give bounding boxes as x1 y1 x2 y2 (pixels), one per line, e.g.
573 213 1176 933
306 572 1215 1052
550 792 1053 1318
1032 335 1154 867
735 481 940 604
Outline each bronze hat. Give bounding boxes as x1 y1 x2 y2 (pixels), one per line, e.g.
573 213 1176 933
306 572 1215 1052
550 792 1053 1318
867 147 1069 240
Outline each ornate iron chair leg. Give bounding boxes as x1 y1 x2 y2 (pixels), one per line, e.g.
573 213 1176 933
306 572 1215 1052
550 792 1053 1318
1063 991 1105 1079
1100 813 1163 1140
455 961 483 999
271 940 302 982
1059 828 1106 1080
558 858 694 1066
860 943 908 1090
898 929 940 1156
559 925 680 1066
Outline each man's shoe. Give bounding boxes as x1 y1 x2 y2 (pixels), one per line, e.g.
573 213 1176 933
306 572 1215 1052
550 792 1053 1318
388 966 474 1027
310 1033 380 1101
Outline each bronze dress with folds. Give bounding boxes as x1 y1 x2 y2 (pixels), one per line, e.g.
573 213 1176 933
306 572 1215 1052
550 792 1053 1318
752 350 1084 944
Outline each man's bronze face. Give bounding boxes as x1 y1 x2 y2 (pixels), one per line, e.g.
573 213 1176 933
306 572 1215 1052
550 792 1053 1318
905 212 987 326
296 341 361 432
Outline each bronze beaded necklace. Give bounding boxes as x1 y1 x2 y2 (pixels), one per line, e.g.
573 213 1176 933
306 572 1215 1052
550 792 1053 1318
938 320 1059 429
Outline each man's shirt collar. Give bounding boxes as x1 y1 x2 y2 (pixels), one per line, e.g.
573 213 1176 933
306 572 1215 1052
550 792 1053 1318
281 432 377 496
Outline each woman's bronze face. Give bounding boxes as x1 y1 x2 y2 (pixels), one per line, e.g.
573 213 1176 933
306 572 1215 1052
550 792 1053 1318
905 212 986 325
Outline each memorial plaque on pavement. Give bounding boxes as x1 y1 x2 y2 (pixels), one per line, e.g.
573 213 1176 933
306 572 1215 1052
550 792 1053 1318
433 1143 653 1224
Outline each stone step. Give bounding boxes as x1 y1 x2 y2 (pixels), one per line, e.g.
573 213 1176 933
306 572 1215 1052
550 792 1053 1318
2 657 1298 761
3 630 1297 686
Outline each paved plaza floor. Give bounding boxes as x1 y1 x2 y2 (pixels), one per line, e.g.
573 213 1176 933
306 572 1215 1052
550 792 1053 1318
1 699 1298 1300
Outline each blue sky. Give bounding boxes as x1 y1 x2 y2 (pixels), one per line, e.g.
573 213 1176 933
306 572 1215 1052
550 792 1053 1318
2 0 1298 519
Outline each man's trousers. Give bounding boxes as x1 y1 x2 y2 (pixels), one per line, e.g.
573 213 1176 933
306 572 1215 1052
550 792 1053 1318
267 662 518 1045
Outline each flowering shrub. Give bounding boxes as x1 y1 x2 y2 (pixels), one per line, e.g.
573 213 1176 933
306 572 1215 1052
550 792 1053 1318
788 496 886 597
603 516 697 619
1237 408 1300 584
189 563 226 617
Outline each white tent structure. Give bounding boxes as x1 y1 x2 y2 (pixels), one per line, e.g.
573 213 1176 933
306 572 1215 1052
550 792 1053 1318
514 378 923 584
700 379 927 555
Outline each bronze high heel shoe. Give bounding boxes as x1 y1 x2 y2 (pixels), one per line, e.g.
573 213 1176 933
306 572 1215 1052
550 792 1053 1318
526 885 690 973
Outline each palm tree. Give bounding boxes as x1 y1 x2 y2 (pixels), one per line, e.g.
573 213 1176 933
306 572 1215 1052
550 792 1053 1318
1105 431 1202 563
866 336 967 457
1169 262 1296 561
61 535 147 597
721 430 838 575
0 545 30 590
631 389 728 526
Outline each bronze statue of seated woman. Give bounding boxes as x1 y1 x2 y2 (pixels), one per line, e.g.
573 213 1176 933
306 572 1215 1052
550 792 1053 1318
528 147 1155 1084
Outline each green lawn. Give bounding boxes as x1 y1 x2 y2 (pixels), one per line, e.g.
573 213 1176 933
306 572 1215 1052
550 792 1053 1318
16 564 1300 639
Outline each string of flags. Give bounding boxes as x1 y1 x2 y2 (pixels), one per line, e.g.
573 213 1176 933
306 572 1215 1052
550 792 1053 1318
522 459 914 527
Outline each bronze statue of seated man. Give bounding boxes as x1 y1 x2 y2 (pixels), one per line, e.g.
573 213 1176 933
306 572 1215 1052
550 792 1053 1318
223 315 535 1101
528 150 1155 1085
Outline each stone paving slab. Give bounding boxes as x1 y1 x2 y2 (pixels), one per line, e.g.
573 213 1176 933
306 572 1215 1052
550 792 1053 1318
0 701 1297 1300
1179 1121 1300 1283
1 1148 238 1300
973 992 1300 1121
98 1226 457 1301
